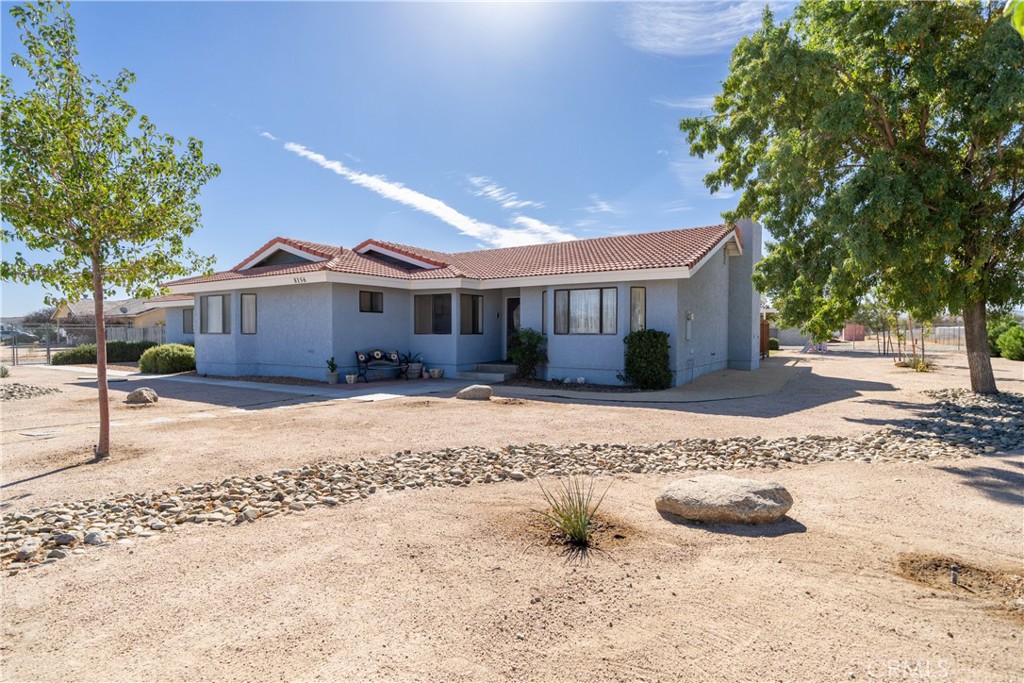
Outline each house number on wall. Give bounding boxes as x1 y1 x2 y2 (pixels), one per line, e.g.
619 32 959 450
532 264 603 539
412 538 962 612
292 277 307 284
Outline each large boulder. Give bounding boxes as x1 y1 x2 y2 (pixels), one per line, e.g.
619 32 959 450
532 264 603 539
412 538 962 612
456 384 493 401
655 475 793 524
125 387 159 405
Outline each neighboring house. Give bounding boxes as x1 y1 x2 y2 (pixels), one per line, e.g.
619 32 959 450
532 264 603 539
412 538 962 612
166 220 762 385
54 298 169 328
144 294 196 344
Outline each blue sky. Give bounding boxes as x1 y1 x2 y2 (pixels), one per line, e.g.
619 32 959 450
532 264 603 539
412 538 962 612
1 1 785 316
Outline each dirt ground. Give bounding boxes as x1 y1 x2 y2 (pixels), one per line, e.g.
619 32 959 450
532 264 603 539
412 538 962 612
1 348 1023 682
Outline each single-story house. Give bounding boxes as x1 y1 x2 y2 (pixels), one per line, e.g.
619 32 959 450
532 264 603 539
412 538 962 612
54 296 191 328
165 220 762 385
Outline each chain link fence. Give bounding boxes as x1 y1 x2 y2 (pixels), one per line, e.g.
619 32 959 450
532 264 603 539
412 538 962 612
0 322 165 366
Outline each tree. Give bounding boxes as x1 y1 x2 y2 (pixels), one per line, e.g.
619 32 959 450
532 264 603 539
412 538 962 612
1 1 219 455
681 1 1023 393
21 306 57 324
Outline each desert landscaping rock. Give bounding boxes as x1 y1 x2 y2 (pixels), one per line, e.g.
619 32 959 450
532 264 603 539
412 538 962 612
655 475 793 523
456 384 493 400
0 383 61 402
1 389 1021 573
125 387 159 404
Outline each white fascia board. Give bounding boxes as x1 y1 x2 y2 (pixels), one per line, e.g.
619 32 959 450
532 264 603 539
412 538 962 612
145 299 195 309
470 266 693 290
354 244 441 270
237 243 329 271
687 234 740 277
168 271 332 294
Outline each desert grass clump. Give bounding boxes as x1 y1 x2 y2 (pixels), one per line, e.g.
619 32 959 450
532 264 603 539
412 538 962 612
0 364 9 378
538 476 610 548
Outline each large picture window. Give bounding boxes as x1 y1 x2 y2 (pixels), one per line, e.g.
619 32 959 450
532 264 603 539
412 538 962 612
460 294 483 335
630 287 646 332
200 295 230 334
414 294 452 335
241 293 257 334
182 307 194 335
359 290 383 313
554 287 617 335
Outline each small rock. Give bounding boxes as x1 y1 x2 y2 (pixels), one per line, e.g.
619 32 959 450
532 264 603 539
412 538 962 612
125 387 159 404
84 531 107 545
52 533 77 546
456 385 493 401
47 549 68 559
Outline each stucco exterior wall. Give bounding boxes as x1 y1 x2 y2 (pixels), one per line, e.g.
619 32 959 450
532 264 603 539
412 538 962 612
331 284 411 376
453 289 503 371
164 305 195 345
727 219 762 371
676 248 731 384
196 285 333 380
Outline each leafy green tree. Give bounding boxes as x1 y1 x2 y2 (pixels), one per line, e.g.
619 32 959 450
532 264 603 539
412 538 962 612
681 1 1023 393
1 2 219 456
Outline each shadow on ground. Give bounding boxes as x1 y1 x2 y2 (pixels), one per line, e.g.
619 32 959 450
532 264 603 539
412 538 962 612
935 452 1024 507
657 513 807 537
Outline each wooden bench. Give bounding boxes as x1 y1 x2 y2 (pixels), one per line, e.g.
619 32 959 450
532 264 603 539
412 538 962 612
354 349 408 383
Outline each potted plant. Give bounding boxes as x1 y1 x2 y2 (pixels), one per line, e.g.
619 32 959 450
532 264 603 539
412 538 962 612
326 357 339 384
400 351 423 380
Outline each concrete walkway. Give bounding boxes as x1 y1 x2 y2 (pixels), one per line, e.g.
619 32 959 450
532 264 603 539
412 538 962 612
41 364 473 402
495 358 806 404
40 358 803 405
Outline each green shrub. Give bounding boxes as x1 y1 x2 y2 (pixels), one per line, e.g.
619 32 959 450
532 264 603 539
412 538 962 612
996 326 1024 361
0 365 9 378
768 337 780 351
138 344 196 373
52 343 98 365
51 341 158 365
987 315 1019 356
618 329 672 390
538 476 610 548
508 327 547 379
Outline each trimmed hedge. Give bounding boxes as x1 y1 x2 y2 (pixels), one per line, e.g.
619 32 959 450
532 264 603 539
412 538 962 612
51 341 158 365
138 344 196 374
996 326 1024 361
768 337 780 351
618 329 672 390
987 316 1019 356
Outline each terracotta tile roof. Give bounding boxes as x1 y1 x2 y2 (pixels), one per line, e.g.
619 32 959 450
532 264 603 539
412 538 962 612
168 224 738 287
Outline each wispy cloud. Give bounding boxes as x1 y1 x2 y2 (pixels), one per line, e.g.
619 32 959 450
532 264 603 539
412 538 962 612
467 176 544 210
283 142 575 248
583 194 620 215
652 95 715 110
259 131 278 141
621 1 771 57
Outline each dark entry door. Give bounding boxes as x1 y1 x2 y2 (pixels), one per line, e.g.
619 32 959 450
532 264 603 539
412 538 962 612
505 297 521 360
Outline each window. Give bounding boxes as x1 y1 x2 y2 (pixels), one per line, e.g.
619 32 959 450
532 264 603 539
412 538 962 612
182 307 194 335
359 290 383 313
554 288 617 335
541 291 547 335
630 287 646 332
460 294 483 335
200 295 230 334
414 294 452 334
241 293 257 334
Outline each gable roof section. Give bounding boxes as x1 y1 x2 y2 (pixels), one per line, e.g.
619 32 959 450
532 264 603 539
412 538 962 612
167 224 740 288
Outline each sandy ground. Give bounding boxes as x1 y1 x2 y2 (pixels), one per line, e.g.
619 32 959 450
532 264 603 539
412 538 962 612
1 347 1023 682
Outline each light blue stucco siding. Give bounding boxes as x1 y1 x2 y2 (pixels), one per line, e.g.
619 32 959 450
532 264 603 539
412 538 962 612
727 219 762 371
331 283 411 376
196 284 333 380
676 248 731 384
164 304 195 345
453 289 503 371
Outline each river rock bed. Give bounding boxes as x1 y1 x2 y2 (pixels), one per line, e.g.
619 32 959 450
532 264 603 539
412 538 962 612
2 390 1021 573
0 383 62 402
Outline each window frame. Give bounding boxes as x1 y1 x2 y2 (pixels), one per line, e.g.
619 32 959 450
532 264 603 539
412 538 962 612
182 307 194 335
240 293 257 335
359 290 384 313
460 294 484 335
199 294 230 335
414 293 452 335
629 287 646 332
541 290 547 335
553 287 617 335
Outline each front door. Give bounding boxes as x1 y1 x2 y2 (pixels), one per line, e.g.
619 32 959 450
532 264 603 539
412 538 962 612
505 297 521 361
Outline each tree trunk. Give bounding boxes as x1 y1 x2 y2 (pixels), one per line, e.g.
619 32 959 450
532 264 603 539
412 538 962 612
91 254 110 457
962 298 998 394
